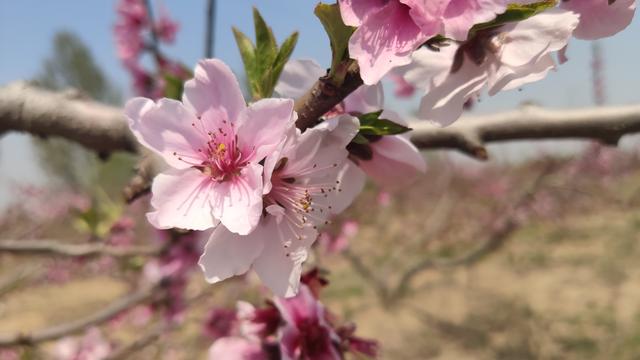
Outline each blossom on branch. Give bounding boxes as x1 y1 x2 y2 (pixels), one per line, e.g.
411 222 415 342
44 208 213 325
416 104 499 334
277 59 426 190
560 0 636 39
338 0 526 84
125 59 295 235
402 9 579 125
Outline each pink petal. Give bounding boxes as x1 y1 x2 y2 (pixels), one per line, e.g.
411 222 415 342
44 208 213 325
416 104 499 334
183 59 246 120
274 285 319 325
349 1 430 85
235 98 296 162
147 168 218 231
498 9 579 68
338 0 387 26
442 0 509 41
252 218 317 297
488 53 556 95
343 83 384 114
561 0 636 40
198 224 265 283
417 57 488 126
208 337 266 360
275 59 325 100
360 135 426 189
125 97 206 169
210 163 264 235
332 161 367 214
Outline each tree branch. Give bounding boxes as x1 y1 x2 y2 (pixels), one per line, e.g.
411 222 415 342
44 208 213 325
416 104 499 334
409 104 640 159
0 82 137 155
293 69 363 130
0 285 157 346
4 82 640 159
0 239 160 258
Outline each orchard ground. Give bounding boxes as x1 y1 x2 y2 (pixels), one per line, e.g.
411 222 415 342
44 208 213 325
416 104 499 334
2 148 640 359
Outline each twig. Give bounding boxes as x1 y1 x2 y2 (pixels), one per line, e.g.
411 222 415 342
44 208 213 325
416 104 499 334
0 240 160 258
105 325 166 360
0 285 157 346
143 0 161 59
123 155 156 203
204 0 216 58
294 68 363 131
390 166 553 300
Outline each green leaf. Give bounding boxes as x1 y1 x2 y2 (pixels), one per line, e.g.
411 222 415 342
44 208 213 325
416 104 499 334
357 110 412 136
314 3 354 83
352 133 370 145
232 27 256 77
268 31 299 94
163 73 184 100
471 1 557 34
253 7 278 98
236 8 299 100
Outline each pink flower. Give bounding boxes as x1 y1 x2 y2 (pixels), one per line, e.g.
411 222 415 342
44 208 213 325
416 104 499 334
403 9 579 125
274 285 341 360
199 115 361 297
319 220 359 254
339 0 518 84
204 308 238 340
561 0 636 39
125 59 296 235
208 337 266 360
155 6 179 43
53 328 111 360
276 59 426 190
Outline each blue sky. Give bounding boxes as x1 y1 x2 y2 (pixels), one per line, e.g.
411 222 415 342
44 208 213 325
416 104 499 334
0 1 639 207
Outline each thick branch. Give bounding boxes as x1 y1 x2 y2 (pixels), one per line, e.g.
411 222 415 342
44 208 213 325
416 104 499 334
0 82 136 154
0 285 156 346
0 239 160 258
409 104 640 159
4 82 640 158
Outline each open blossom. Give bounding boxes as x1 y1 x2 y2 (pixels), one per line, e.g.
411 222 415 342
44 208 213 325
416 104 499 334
561 0 636 39
275 285 341 360
155 5 179 43
208 337 266 360
402 9 579 125
125 59 296 235
276 59 426 189
339 0 523 84
199 115 360 297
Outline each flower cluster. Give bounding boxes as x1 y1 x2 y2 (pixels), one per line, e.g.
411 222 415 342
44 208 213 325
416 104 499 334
339 0 636 125
207 269 378 359
114 0 185 98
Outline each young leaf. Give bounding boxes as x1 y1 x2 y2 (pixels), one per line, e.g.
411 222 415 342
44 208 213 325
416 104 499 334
471 0 557 34
232 27 256 78
163 73 185 100
314 3 354 83
269 31 299 93
357 111 412 136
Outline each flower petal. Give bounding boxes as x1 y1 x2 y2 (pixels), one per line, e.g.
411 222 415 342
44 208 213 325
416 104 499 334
275 59 325 100
349 1 429 85
359 135 426 189
198 225 265 283
210 163 264 236
183 59 246 120
147 168 218 230
235 98 297 162
125 98 206 169
338 0 387 26
343 83 384 114
561 0 636 40
253 218 317 298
